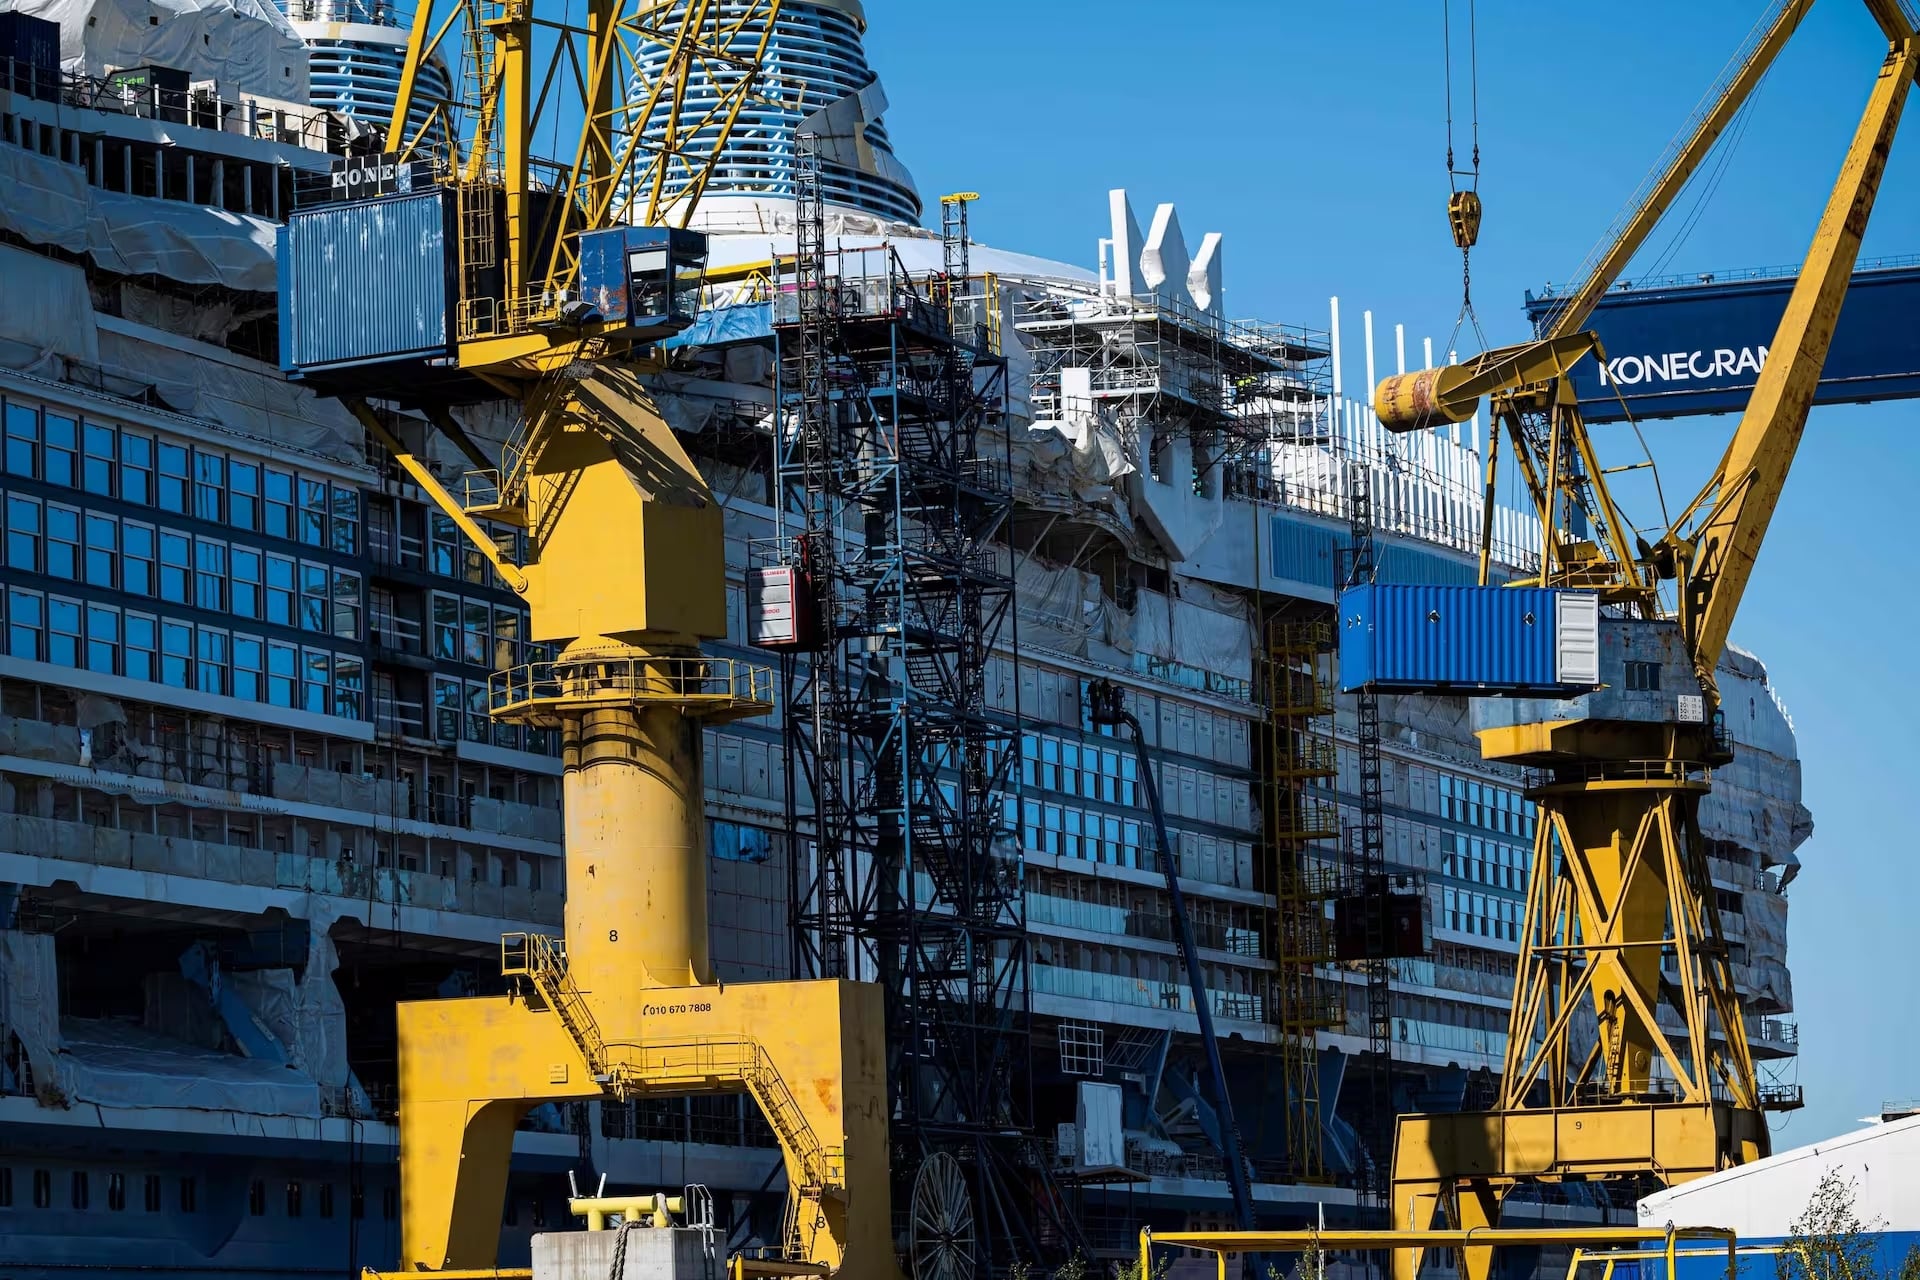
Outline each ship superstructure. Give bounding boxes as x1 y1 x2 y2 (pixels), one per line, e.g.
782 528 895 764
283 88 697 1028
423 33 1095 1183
0 0 1810 1275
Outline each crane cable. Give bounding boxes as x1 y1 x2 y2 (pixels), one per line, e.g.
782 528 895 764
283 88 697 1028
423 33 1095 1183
1442 0 1487 352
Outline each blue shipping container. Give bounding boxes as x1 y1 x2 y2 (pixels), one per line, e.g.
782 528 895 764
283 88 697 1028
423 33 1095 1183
1337 584 1600 695
280 190 456 372
1522 261 1920 422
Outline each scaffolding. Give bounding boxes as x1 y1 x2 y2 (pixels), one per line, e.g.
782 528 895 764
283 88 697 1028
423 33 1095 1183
765 141 1073 1275
1014 288 1329 470
1259 619 1342 1183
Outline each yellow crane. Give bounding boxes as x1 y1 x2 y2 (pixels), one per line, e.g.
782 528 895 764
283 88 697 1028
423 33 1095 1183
1368 2 1918 1275
284 2 905 1276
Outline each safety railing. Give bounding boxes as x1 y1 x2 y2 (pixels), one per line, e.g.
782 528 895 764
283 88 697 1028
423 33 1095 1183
490 655 773 720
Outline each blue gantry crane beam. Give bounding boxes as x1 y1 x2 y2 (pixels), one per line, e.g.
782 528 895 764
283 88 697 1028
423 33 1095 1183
1523 258 1920 422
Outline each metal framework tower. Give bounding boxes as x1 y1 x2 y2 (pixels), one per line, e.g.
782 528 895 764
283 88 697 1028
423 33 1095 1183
769 142 1061 1276
1259 619 1342 1183
1342 468 1393 1204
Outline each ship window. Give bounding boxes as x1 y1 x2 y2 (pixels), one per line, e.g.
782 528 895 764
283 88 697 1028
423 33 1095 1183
298 477 328 546
1625 660 1661 692
70 1170 88 1209
120 434 153 505
0 1166 11 1206
248 1178 265 1215
32 1169 49 1209
8 589 42 662
161 620 192 688
193 451 224 522
84 423 116 497
267 641 298 708
180 1176 197 1213
302 648 330 716
158 529 190 603
5 400 40 478
350 1185 364 1220
6 494 41 572
230 461 259 531
233 635 263 703
194 538 227 611
196 627 228 696
144 1173 161 1212
85 513 117 589
48 597 81 668
319 1182 334 1219
45 504 79 580
266 554 295 626
331 568 362 640
285 1181 302 1217
107 1171 125 1211
333 656 363 720
125 613 157 683
231 547 261 619
87 605 118 677
123 521 155 596
331 485 359 555
299 561 329 631
157 443 189 513
43 414 76 487
264 467 294 539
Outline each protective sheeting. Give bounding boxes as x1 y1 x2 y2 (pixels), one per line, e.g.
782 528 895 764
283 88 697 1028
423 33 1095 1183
0 247 101 369
95 328 366 462
1021 368 1134 509
18 0 310 99
0 144 282 291
1132 586 1251 686
1014 557 1121 662
0 930 67 1106
58 1017 323 1117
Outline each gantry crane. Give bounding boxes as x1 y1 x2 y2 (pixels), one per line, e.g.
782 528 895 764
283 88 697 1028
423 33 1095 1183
1366 2 1918 1274
282 3 910 1277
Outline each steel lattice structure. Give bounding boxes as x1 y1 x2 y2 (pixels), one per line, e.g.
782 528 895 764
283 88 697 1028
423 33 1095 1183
767 150 1080 1275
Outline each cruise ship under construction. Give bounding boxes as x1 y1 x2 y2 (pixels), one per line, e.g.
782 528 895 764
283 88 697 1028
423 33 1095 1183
0 0 1815 1276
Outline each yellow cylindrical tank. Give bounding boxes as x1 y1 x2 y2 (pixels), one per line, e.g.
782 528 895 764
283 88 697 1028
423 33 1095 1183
561 698 712 1016
1373 367 1477 433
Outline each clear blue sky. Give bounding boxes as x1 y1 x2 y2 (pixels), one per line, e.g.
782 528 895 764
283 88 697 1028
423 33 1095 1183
864 0 1920 1147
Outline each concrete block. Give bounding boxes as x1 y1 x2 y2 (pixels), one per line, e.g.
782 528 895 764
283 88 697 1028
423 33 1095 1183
532 1228 723 1280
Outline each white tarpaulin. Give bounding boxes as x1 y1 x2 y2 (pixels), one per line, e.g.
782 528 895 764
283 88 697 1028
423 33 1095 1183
94 327 365 462
0 247 101 369
59 1018 322 1117
0 930 67 1106
1133 586 1251 685
230 901 353 1090
0 145 282 291
17 0 310 99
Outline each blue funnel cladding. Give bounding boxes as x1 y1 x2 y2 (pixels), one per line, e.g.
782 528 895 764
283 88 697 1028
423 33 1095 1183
632 0 922 223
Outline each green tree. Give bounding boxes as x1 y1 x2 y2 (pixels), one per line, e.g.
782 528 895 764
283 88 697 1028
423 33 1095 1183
1775 1169 1920 1280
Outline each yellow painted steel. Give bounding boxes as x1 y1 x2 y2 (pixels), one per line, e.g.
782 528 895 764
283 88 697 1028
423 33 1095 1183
1138 1225 1739 1280
1377 6 1920 1267
353 370 895 1278
386 0 783 374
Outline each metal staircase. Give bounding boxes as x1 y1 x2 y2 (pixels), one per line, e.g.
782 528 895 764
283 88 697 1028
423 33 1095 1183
501 931 843 1257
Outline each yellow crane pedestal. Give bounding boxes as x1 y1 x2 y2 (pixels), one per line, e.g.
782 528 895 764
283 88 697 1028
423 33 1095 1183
350 371 899 1280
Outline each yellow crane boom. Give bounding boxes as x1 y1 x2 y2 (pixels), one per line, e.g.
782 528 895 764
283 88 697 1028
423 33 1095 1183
1371 7 1920 1278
